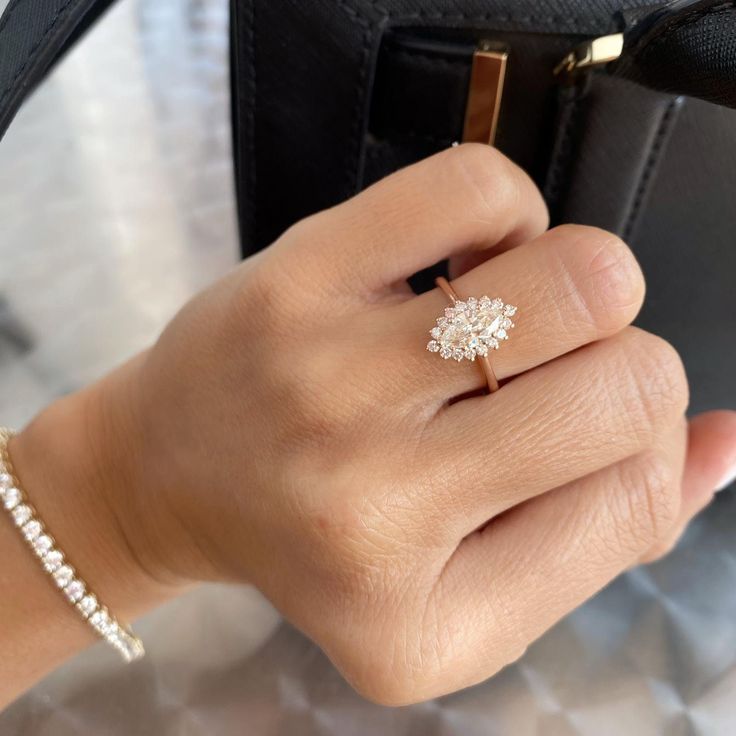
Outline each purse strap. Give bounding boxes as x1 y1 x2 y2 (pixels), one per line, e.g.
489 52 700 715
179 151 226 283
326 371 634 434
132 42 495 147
0 0 113 142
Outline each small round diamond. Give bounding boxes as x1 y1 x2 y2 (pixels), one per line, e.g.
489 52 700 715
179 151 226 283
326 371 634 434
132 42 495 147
11 504 32 526
22 519 42 541
426 340 440 353
78 595 98 617
2 487 21 510
53 564 74 588
117 632 145 662
64 579 86 603
43 549 64 573
90 609 104 624
504 305 517 316
0 472 12 490
430 327 442 340
33 534 54 555
495 329 507 340
91 609 111 634
105 621 121 640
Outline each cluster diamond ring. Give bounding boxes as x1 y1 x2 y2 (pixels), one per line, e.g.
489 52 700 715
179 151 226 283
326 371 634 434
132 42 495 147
427 277 517 394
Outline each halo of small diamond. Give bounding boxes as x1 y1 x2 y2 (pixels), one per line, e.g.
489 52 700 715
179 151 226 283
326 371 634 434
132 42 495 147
428 296 517 361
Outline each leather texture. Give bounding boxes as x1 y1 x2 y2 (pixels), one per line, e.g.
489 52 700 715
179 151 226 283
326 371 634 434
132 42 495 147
546 76 685 238
548 74 736 414
619 0 736 108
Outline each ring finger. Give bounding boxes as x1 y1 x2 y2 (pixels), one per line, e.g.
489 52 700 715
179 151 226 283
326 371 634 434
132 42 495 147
391 224 646 402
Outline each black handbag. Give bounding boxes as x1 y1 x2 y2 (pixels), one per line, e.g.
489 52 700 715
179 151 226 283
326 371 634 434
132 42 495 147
1 0 735 414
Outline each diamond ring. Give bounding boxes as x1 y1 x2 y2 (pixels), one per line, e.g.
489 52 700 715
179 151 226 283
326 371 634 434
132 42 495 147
427 277 516 393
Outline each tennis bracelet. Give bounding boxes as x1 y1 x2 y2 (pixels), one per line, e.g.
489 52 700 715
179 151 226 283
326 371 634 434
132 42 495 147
0 428 144 662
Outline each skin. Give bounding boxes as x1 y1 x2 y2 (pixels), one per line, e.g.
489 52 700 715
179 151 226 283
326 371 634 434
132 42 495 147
2 144 736 708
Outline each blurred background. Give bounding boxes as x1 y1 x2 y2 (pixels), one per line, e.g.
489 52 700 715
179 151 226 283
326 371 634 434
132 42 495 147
1 1 736 734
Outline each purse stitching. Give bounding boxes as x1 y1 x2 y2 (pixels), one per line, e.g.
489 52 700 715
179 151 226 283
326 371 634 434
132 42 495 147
245 0 257 244
623 96 682 242
544 89 584 214
380 11 590 29
335 0 376 194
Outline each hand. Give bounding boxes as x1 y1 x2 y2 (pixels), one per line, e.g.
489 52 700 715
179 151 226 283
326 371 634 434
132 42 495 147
13 144 736 705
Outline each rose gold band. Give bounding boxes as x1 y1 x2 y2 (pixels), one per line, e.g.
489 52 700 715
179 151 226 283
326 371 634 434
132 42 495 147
436 277 500 393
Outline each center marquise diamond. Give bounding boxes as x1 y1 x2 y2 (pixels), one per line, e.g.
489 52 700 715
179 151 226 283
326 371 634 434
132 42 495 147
427 296 516 362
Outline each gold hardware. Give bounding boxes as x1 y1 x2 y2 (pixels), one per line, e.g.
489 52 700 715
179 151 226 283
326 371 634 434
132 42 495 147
462 41 509 146
554 33 624 78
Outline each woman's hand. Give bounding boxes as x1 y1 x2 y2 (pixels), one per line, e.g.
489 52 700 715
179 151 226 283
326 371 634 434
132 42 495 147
12 144 736 705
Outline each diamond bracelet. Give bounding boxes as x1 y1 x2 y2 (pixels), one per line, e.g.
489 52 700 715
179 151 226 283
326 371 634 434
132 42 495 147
0 428 144 662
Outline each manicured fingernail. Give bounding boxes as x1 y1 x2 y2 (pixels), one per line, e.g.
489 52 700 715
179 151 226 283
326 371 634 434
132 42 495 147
716 464 736 493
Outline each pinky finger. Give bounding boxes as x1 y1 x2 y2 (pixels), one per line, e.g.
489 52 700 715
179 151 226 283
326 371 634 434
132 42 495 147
640 410 736 564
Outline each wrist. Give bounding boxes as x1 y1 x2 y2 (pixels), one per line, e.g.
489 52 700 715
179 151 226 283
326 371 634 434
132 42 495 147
9 355 192 625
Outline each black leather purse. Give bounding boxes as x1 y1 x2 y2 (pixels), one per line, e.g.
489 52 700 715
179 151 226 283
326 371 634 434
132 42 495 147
1 0 735 413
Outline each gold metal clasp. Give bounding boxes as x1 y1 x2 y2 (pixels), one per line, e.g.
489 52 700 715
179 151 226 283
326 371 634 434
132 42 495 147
462 41 509 146
554 33 624 78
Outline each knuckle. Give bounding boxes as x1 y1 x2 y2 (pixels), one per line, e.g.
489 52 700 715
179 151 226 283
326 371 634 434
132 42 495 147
330 616 423 707
641 535 679 565
255 215 340 314
345 638 441 707
618 453 680 551
334 587 454 706
619 330 690 438
350 663 423 707
447 143 522 222
247 257 304 331
277 353 355 444
554 225 645 333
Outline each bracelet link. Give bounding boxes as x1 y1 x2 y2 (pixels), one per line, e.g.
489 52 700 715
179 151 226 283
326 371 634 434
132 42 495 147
0 427 145 663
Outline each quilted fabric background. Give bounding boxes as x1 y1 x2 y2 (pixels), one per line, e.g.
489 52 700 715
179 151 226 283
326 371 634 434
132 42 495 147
0 1 735 733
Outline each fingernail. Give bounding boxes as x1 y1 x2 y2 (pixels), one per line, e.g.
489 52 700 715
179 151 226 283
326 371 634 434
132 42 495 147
716 464 736 493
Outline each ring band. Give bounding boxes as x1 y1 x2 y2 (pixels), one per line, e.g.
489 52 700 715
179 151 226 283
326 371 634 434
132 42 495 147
427 277 517 394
